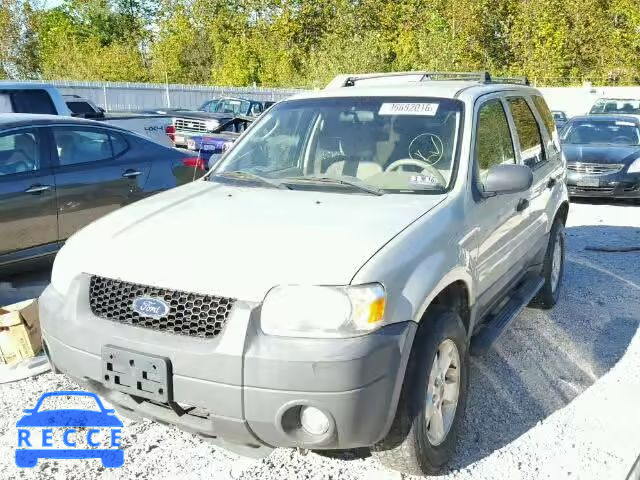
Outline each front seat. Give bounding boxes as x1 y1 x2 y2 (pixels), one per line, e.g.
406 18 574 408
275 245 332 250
324 125 382 179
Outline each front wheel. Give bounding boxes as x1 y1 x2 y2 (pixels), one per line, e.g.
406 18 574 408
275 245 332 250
372 307 469 476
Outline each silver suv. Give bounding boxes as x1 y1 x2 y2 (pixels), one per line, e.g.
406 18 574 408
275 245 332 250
40 71 568 475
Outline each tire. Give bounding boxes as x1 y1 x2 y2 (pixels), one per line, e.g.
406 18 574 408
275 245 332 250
372 307 469 476
531 218 565 309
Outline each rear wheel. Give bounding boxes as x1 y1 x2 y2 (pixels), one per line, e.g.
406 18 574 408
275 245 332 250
372 307 469 476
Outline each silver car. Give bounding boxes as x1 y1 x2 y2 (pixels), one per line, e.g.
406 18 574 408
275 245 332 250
40 71 568 475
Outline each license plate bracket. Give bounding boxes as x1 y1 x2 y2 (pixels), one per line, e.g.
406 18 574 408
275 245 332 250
102 345 172 403
577 177 599 187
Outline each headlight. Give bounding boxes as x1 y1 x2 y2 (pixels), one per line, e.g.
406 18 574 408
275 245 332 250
260 283 386 338
205 120 220 131
628 158 640 173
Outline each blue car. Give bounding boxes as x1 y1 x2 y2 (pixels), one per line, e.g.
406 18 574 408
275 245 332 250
16 391 124 468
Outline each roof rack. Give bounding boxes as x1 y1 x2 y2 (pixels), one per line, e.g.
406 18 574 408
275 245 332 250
328 71 530 88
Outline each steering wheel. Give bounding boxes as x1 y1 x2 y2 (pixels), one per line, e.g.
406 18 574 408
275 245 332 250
612 136 633 145
385 158 447 186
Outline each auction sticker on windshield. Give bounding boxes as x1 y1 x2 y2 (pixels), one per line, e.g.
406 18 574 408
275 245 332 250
379 103 439 116
15 391 124 468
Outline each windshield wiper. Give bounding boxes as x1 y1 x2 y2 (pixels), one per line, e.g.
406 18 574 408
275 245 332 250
285 176 384 196
211 170 290 190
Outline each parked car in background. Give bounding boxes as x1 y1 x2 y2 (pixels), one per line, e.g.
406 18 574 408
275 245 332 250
552 110 568 130
589 98 640 115
41 71 568 476
560 114 640 199
62 95 175 147
170 97 272 148
0 84 175 148
0 114 203 271
199 97 270 117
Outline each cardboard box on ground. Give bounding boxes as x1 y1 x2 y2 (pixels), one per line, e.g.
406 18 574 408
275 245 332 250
0 299 42 364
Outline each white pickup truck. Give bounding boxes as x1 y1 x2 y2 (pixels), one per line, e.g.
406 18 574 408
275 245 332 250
0 82 174 147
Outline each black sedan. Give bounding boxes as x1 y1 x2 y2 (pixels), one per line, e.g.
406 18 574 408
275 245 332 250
560 114 640 200
0 114 205 270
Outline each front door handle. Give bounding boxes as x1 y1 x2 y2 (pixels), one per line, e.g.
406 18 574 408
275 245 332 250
516 198 529 212
547 177 557 189
122 169 142 178
24 184 52 194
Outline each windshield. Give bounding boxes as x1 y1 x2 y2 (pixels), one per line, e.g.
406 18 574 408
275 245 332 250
212 98 251 115
210 97 463 194
589 99 640 114
562 119 640 146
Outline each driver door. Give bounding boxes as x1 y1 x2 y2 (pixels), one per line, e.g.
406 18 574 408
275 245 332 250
468 96 532 313
0 127 58 263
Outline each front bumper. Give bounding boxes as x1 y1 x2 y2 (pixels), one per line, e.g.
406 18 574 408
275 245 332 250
40 278 416 457
566 170 640 198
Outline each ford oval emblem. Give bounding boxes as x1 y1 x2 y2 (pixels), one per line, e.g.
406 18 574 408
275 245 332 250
132 297 170 319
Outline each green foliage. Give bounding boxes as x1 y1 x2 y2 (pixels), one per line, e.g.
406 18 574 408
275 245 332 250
3 0 640 86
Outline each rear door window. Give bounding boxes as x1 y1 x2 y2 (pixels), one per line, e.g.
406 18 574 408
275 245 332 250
532 96 561 155
0 129 42 176
52 127 113 166
507 97 546 168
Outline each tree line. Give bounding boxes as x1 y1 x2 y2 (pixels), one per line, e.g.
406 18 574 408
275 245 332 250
1 0 639 87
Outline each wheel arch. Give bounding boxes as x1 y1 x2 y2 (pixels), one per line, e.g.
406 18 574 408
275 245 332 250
556 200 569 225
413 273 473 336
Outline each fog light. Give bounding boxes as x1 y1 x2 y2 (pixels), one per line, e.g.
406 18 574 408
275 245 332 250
299 406 330 436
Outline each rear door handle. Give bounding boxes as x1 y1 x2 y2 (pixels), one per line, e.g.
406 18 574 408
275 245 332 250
122 169 142 178
547 177 557 189
24 184 52 194
516 198 529 212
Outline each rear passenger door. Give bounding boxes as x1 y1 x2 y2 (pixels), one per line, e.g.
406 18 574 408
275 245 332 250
0 128 58 263
50 126 151 240
505 96 560 265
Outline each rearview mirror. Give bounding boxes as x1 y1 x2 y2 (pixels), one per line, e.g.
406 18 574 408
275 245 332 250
482 164 533 196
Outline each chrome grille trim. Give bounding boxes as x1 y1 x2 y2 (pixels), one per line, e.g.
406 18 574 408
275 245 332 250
567 163 624 175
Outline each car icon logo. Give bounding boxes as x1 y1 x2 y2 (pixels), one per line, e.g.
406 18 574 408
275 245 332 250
132 297 170 318
15 391 124 468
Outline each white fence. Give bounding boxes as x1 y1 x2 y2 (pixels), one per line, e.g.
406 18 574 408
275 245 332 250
16 79 640 116
20 80 304 112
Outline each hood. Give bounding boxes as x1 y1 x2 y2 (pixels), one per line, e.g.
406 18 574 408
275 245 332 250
176 111 236 121
69 181 445 301
562 144 640 165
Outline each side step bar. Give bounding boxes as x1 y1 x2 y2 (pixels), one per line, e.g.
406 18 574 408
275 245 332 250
470 273 544 356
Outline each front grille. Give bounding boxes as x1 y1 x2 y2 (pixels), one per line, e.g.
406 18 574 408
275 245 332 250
174 118 208 133
89 276 235 338
569 185 616 194
567 163 623 175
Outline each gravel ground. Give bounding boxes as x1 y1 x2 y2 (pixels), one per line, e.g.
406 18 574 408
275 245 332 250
0 199 639 480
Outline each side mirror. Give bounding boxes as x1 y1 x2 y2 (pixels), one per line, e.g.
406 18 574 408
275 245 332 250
482 164 533 196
